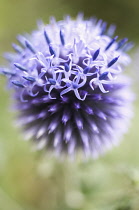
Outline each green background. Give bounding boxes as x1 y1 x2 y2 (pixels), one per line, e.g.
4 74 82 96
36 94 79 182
0 0 139 209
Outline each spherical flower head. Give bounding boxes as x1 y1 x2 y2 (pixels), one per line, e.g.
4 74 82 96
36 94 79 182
0 15 134 158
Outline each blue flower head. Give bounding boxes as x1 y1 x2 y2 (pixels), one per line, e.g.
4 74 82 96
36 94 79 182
0 15 134 158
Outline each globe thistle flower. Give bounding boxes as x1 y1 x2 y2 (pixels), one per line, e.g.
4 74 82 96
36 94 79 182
0 15 133 158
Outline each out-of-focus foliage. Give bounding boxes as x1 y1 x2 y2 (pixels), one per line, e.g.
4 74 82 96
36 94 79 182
66 0 139 42
0 0 139 209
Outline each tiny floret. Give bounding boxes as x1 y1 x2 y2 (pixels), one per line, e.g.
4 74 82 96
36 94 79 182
0 15 134 157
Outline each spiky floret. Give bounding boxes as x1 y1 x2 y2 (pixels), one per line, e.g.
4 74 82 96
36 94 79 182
0 15 133 157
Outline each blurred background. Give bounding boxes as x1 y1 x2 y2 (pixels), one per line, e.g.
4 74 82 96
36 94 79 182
0 0 139 209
